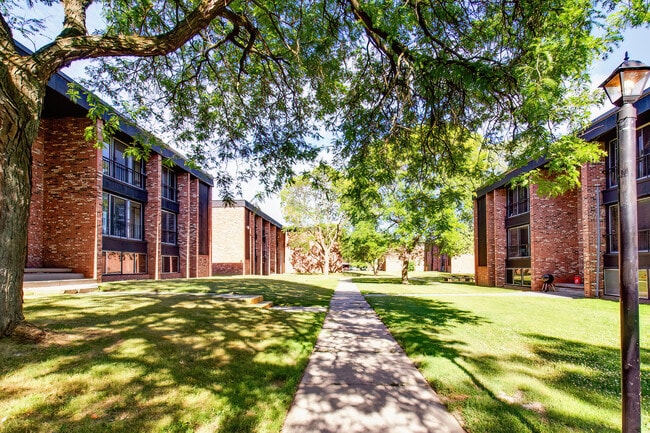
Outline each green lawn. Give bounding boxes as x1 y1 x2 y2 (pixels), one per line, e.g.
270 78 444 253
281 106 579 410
357 278 650 433
1 275 337 433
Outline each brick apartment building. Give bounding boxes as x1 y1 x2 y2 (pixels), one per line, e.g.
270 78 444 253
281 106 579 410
211 200 286 275
27 69 212 284
474 89 650 298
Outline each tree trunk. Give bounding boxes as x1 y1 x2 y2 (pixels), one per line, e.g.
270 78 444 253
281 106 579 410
0 65 44 337
323 247 330 276
401 258 409 285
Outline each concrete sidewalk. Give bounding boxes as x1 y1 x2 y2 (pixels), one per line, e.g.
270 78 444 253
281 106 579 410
282 279 465 433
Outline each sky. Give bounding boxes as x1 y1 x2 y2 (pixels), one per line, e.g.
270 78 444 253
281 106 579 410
10 5 650 223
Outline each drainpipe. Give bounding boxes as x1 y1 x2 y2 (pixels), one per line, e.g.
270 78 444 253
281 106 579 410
596 184 601 298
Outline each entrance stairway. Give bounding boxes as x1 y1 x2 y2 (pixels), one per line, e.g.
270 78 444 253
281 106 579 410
23 268 98 295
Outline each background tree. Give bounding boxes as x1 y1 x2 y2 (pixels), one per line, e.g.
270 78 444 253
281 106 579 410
280 166 344 276
343 128 490 284
340 220 389 275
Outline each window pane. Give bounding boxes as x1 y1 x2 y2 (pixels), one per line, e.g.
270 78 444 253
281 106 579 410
609 206 619 252
122 252 135 274
171 256 179 273
522 269 531 287
105 251 122 274
639 270 648 299
112 197 127 237
136 254 147 274
102 193 109 235
130 202 142 240
506 269 514 285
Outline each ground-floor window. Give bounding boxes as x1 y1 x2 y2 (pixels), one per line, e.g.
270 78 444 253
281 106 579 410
506 268 531 286
162 255 179 273
103 251 147 275
604 268 649 298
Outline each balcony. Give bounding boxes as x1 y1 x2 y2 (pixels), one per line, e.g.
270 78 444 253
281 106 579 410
103 157 146 189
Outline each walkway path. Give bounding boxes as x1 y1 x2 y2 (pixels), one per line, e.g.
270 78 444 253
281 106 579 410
282 279 465 433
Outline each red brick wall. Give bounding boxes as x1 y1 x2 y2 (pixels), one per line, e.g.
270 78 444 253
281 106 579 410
177 171 190 278
39 117 102 278
530 184 580 290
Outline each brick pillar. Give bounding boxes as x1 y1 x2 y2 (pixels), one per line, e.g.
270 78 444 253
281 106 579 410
278 229 286 274
27 121 46 268
189 177 199 277
145 154 162 279
178 171 191 278
269 224 277 273
263 220 270 275
580 161 607 297
493 189 507 287
255 215 263 274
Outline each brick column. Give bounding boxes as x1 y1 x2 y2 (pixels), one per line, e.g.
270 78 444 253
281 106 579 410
493 189 507 287
269 225 277 274
255 215 263 274
27 120 47 268
145 154 162 279
579 161 607 297
189 177 199 277
178 171 191 278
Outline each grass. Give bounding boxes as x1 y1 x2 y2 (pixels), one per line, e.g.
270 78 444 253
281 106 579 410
356 277 650 433
1 275 338 433
100 274 336 307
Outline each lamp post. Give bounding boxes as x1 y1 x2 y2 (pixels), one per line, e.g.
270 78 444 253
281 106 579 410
600 53 650 433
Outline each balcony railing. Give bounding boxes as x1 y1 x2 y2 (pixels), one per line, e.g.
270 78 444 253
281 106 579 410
507 245 530 258
507 200 529 217
103 157 146 189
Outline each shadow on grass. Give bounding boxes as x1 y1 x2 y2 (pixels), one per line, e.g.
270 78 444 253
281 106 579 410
100 276 335 307
366 295 628 433
2 278 334 432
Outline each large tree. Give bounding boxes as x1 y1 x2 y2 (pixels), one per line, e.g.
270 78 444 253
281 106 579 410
1 0 645 336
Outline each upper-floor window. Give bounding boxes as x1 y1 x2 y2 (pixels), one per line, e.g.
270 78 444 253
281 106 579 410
161 210 177 245
102 137 145 188
637 123 650 180
507 185 529 217
162 167 177 202
607 138 618 188
507 225 530 258
102 192 143 240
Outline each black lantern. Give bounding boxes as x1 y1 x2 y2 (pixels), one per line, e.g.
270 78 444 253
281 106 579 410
600 52 650 106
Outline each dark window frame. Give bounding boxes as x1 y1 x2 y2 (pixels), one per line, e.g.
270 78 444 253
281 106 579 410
507 185 529 217
161 210 177 245
507 225 530 258
102 192 144 240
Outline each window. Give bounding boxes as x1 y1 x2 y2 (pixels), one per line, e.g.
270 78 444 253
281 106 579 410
162 256 179 273
507 225 530 258
638 124 650 179
162 167 177 201
161 211 177 245
608 199 650 253
506 268 531 286
102 192 144 240
102 137 145 188
103 251 147 275
607 139 618 188
608 205 619 253
507 185 529 217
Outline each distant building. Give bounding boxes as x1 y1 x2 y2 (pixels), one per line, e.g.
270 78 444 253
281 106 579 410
211 200 285 275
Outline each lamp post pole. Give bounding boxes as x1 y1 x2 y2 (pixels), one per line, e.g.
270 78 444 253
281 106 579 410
600 53 650 433
617 100 641 433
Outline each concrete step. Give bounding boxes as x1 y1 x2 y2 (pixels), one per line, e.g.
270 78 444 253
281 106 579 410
24 267 73 273
24 272 86 281
23 278 99 295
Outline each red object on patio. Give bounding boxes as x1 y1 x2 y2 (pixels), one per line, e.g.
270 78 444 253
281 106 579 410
574 275 582 284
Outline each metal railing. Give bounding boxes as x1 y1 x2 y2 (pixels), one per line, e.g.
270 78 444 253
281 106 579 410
103 157 146 189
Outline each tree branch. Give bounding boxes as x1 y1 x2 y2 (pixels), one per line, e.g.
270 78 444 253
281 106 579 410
32 0 231 81
59 0 93 38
